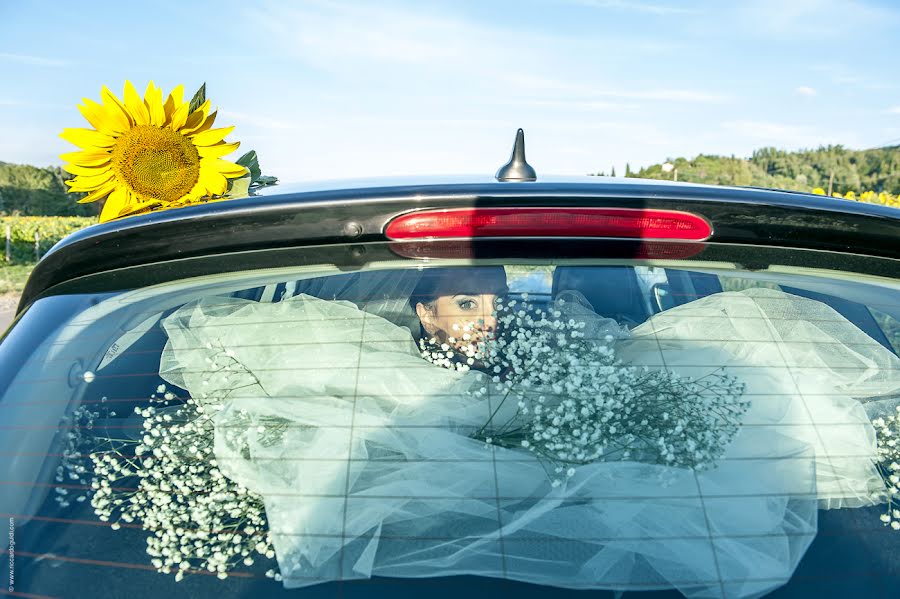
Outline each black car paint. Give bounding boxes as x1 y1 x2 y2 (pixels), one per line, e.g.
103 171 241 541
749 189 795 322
18 180 900 313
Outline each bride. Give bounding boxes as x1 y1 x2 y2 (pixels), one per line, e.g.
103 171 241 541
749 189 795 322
157 266 900 598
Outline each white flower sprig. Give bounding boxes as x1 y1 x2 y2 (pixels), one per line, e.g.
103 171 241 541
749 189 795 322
88 383 280 581
55 401 114 508
59 342 287 582
873 405 900 531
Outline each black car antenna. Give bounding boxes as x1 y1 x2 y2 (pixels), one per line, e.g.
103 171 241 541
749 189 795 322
496 128 537 182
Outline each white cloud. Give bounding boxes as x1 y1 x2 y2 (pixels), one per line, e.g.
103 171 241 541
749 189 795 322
616 89 726 103
502 99 638 112
250 2 504 72
220 110 297 131
249 1 685 96
489 74 727 104
568 0 698 15
808 64 899 91
720 120 859 149
0 52 67 67
0 99 71 109
795 86 816 97
724 120 805 139
738 0 900 37
887 106 900 115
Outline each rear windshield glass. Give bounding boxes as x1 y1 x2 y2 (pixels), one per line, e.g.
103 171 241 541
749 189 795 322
2 258 900 598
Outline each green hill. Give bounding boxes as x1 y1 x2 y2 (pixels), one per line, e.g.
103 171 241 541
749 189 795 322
602 145 900 195
0 162 96 216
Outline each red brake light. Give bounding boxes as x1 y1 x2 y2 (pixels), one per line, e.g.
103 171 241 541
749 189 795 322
385 208 712 241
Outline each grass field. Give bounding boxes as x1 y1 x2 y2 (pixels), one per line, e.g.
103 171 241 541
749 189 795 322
0 264 34 295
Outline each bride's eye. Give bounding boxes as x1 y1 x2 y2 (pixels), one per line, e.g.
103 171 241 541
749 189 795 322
456 299 477 311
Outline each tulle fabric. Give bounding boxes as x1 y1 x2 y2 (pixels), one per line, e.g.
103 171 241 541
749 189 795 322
615 288 900 510
158 288 900 598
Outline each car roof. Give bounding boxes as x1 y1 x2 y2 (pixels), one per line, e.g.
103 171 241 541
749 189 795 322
248 174 731 195
251 173 894 200
19 176 900 311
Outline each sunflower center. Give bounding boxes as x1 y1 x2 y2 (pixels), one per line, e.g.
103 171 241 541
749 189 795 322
111 125 200 202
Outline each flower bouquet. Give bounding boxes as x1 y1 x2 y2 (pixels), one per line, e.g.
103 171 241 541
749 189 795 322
421 292 751 486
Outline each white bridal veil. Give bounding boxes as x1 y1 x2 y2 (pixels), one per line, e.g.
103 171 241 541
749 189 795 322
158 271 900 598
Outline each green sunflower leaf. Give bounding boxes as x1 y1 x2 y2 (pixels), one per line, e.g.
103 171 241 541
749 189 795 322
188 83 207 114
253 175 278 187
236 150 261 183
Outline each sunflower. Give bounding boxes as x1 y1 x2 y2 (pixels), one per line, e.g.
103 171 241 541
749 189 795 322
60 81 249 222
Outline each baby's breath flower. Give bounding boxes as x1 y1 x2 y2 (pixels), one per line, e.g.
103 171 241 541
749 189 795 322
57 343 285 583
874 408 900 532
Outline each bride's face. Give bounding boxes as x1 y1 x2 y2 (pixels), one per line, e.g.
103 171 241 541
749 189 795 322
415 293 499 351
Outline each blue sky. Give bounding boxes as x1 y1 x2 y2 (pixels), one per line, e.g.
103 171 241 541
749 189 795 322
1 0 899 182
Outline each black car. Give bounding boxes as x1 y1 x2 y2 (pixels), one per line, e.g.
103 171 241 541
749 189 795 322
2 147 900 598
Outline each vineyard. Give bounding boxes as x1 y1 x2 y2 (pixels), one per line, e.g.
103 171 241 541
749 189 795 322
1 216 97 264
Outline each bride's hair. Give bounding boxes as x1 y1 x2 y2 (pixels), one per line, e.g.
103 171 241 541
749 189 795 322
410 266 507 305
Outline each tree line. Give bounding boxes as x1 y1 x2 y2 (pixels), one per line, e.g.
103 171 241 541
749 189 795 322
594 145 900 195
0 161 96 216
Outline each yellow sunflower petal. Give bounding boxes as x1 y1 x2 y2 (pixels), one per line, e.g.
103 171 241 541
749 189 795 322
180 112 202 133
124 80 150 126
63 162 112 177
205 158 249 178
99 85 133 129
60 150 112 166
66 171 115 192
99 186 129 221
190 125 234 147
60 128 117 149
144 81 166 127
182 179 207 202
168 85 184 110
134 193 162 209
124 200 162 218
196 168 229 196
168 100 191 131
124 189 147 209
183 109 218 136
196 141 240 159
102 187 162 221
78 99 126 136
75 179 118 203
180 101 211 133
163 84 185 124
163 97 176 125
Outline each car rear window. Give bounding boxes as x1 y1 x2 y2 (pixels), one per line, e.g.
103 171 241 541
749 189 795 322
2 255 900 598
